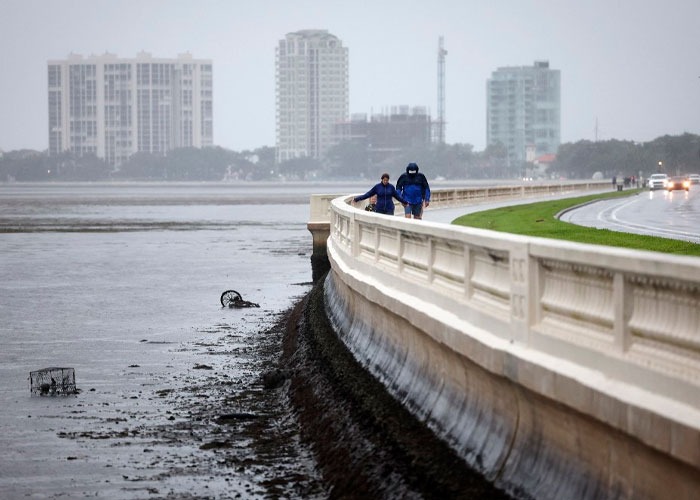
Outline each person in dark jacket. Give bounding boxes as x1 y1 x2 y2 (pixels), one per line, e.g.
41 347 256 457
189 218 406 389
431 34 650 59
353 173 407 215
396 162 430 219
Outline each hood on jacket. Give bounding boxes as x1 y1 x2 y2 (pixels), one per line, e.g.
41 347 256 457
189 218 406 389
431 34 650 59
406 162 419 174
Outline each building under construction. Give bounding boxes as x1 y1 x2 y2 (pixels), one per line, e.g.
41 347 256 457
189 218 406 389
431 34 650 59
333 106 432 164
328 35 446 162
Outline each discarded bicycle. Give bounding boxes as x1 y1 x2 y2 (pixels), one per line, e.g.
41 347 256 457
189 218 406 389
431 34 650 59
220 289 260 308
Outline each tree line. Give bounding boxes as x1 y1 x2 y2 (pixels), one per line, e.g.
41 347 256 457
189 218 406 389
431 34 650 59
549 133 700 180
1 133 698 182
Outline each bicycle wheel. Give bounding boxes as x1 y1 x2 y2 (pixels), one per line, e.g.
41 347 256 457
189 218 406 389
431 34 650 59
220 290 242 307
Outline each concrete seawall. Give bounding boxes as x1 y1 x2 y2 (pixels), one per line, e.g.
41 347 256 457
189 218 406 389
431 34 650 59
285 275 514 497
311 183 700 499
323 270 699 499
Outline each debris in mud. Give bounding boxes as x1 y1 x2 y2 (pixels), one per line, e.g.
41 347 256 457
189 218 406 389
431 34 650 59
216 412 260 423
200 440 232 450
228 297 260 308
193 363 214 370
30 367 79 396
220 289 260 308
261 368 290 389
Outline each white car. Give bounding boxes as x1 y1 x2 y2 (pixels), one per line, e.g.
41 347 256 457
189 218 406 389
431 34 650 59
648 173 668 190
687 174 700 185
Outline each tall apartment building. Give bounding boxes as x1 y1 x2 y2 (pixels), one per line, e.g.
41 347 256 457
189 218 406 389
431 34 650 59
48 52 213 166
275 30 349 163
486 61 560 167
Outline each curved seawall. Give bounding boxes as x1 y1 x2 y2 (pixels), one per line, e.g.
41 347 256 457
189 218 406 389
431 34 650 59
314 185 700 499
284 274 513 498
322 270 699 499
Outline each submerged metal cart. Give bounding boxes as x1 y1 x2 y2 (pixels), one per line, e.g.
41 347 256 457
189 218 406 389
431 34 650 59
30 367 78 395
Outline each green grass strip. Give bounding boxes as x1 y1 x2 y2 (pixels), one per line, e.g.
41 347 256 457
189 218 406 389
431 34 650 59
452 189 700 256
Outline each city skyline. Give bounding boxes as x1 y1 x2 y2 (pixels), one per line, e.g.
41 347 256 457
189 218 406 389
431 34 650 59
1 0 699 154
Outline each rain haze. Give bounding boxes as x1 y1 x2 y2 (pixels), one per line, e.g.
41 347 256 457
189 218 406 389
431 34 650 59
1 0 699 153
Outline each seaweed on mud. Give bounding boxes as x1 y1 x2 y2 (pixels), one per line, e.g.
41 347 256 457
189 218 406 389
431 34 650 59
280 274 512 499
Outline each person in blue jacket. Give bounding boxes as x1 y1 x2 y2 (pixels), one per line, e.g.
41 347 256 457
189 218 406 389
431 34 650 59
396 162 430 219
353 173 407 215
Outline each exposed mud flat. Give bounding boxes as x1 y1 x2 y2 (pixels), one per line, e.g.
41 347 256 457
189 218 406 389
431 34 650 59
1 182 512 498
38 277 512 499
17 308 321 499
280 278 512 499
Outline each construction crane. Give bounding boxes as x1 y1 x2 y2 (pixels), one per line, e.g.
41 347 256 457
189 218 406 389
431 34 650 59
437 36 447 144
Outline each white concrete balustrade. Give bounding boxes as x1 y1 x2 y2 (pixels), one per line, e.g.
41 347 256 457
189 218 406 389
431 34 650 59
312 182 700 499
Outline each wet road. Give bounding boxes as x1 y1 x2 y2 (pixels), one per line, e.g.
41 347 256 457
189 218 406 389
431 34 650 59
559 188 700 243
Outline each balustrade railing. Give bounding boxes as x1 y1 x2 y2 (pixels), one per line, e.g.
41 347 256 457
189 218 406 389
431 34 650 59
326 189 700 440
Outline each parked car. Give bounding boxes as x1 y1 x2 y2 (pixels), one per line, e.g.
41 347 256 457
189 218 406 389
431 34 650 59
648 173 668 190
687 174 700 184
666 176 690 191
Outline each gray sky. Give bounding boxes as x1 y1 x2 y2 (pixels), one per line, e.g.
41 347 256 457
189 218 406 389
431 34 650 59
1 0 699 153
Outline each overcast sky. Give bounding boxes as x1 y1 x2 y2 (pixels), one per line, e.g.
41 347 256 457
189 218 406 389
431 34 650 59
1 0 699 153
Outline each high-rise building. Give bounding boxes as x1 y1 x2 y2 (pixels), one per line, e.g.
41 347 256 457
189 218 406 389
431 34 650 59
486 61 560 167
275 30 349 163
48 52 213 166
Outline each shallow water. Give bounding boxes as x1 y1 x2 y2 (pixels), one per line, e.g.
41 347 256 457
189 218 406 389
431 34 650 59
0 182 365 498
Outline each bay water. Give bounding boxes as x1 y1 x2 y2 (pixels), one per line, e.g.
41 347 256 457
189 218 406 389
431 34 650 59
0 181 367 498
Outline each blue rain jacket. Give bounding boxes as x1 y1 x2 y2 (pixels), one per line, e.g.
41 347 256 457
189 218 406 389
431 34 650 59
354 182 406 215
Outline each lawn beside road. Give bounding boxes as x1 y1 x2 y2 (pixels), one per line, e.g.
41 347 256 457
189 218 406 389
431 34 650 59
452 189 700 257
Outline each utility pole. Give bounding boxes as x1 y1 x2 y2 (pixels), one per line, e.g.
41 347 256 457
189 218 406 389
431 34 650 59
594 117 599 142
437 36 447 144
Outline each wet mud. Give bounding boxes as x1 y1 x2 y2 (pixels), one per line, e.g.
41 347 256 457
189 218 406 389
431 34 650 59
52 276 510 499
49 309 325 499
281 276 512 499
